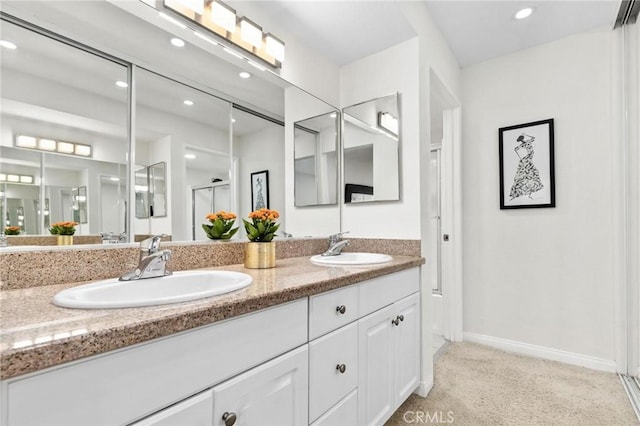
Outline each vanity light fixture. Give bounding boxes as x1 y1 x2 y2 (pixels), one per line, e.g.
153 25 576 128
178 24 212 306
515 7 533 20
239 17 262 48
211 1 237 33
14 134 92 158
183 99 194 106
239 71 251 79
115 80 129 88
162 0 285 68
171 37 186 47
0 40 17 50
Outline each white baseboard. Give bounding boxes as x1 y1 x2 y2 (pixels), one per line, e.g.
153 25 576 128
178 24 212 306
414 379 433 398
463 332 617 373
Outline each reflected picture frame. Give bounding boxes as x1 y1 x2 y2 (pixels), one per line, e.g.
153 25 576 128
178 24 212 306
251 170 269 211
499 118 555 209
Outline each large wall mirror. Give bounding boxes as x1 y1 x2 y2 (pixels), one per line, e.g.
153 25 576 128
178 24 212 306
0 0 340 247
343 93 401 203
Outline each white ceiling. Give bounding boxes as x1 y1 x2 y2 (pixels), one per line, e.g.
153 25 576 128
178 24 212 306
262 0 620 68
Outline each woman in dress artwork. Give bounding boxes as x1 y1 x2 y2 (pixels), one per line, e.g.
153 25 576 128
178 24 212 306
509 133 543 200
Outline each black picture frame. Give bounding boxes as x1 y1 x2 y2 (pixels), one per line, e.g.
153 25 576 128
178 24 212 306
499 118 555 209
251 170 269 211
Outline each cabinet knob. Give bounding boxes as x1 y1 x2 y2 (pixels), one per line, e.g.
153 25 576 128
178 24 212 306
398 314 404 322
391 318 399 326
222 412 237 426
336 305 346 315
336 363 347 374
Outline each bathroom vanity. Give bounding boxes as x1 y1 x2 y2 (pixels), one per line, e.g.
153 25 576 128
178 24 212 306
0 255 423 426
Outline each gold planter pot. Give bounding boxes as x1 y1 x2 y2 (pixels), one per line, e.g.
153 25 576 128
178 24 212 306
57 235 74 246
244 241 276 269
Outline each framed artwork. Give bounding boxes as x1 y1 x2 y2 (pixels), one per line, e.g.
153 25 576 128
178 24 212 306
344 183 374 203
499 118 555 209
251 170 269 211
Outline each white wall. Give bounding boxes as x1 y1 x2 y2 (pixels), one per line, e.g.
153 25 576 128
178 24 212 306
462 27 618 368
340 38 421 239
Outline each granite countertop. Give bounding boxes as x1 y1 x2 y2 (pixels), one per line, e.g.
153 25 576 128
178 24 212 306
0 255 424 380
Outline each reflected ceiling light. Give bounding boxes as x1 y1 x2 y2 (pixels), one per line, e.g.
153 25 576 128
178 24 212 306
115 80 128 88
110 177 120 182
39 138 57 151
171 37 186 47
515 7 533 20
211 1 236 33
0 40 17 50
185 154 196 159
16 135 37 148
330 113 337 119
159 11 187 29
240 17 262 48
231 118 236 123
194 31 219 46
238 71 251 79
183 99 194 106
247 60 266 72
265 34 285 62
0 174 5 181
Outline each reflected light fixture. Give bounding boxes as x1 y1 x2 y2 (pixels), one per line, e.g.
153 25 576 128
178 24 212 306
110 177 121 182
240 17 262 48
183 99 194 106
57 141 75 154
39 138 57 151
378 112 399 136
185 154 196 159
239 71 251 79
0 174 34 184
14 134 92 158
0 40 17 50
211 1 237 33
171 37 186 47
515 7 533 20
16 135 36 148
116 80 128 88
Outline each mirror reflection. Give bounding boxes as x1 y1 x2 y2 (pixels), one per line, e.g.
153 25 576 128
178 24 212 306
343 93 401 203
294 112 339 207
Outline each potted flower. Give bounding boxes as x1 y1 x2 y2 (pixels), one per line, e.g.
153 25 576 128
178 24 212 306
4 226 21 235
202 211 239 240
49 221 78 245
242 208 280 268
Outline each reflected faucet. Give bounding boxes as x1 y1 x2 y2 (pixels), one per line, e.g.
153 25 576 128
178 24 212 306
0 233 8 247
322 231 350 257
119 235 172 281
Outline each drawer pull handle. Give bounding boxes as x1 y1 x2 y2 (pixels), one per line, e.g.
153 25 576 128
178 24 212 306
336 305 347 315
222 412 237 426
336 363 347 374
398 314 405 322
391 318 399 326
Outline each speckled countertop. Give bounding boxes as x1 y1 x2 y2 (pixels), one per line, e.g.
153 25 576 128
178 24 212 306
0 255 424 380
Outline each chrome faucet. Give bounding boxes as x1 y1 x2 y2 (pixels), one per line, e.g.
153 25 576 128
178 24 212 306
322 231 350 257
119 235 172 281
0 233 8 247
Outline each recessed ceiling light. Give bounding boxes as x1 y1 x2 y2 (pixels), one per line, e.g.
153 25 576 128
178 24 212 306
0 40 17 50
115 80 128 88
515 7 533 20
183 100 194 106
185 154 196 159
239 71 251 79
231 118 237 123
171 37 186 47
110 177 120 182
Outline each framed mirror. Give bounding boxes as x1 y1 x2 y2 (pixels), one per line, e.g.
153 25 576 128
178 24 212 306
293 112 339 207
343 93 401 203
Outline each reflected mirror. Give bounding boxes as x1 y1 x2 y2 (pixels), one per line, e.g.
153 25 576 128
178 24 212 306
343 93 401 203
294 112 339 207
72 186 87 224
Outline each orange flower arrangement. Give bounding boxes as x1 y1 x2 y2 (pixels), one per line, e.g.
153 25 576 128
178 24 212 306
243 208 280 242
202 210 239 240
4 226 21 235
49 221 79 236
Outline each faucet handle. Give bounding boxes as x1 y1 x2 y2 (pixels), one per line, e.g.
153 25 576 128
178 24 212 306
328 231 349 244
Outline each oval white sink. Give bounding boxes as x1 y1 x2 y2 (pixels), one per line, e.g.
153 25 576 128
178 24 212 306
53 270 253 309
310 252 393 266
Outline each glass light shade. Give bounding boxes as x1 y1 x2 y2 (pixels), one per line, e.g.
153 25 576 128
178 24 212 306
7 174 20 182
379 112 399 135
19 175 33 184
57 141 75 154
240 18 263 48
174 0 204 15
75 144 91 156
39 138 57 151
265 34 285 62
211 1 236 33
16 135 37 148
0 173 6 181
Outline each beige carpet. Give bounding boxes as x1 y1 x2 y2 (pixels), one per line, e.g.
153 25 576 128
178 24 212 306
386 342 638 426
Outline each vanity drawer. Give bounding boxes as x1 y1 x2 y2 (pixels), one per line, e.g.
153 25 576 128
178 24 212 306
311 389 358 426
359 268 419 317
309 322 358 423
309 285 359 340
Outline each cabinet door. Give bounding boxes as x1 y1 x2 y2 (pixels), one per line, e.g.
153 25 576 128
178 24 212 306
392 293 421 407
132 390 213 426
358 304 395 426
211 345 308 426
